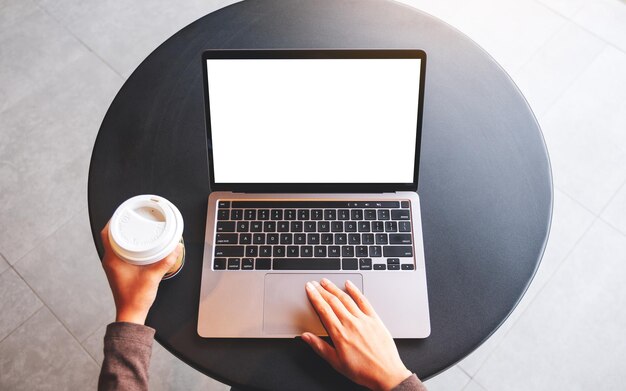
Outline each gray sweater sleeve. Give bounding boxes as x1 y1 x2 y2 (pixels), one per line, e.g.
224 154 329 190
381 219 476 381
391 374 428 391
98 322 155 391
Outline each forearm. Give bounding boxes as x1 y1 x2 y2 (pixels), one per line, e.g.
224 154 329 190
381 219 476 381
98 322 155 391
391 373 428 391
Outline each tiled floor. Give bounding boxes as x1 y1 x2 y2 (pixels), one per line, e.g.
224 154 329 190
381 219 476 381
1 0 625 390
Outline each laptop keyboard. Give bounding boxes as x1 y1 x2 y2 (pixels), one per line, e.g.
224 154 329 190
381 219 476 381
212 200 416 271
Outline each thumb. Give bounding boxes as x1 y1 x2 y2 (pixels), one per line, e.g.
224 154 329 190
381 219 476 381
302 332 340 370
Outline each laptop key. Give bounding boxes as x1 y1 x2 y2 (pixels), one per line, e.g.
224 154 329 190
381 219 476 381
345 221 357 232
362 234 374 244
291 221 303 232
273 246 285 257
242 258 254 270
250 221 263 232
374 264 386 270
321 233 333 244
389 234 412 244
399 221 412 232
335 233 347 245
318 221 330 232
271 209 283 220
255 258 271 270
301 246 313 257
280 233 292 245
375 234 388 245
371 222 384 232
216 234 237 244
264 221 276 232
358 221 370 232
401 264 415 270
287 246 299 257
356 246 368 257
218 201 230 208
315 246 326 257
401 201 410 208
246 246 259 258
364 209 377 220
273 258 340 270
239 234 252 245
388 264 400 270
342 246 355 257
311 209 323 220
217 222 236 232
285 209 297 220
391 210 410 220
227 258 240 270
307 234 320 245
258 209 270 220
359 258 372 270
369 246 382 257
267 234 279 245
237 222 249 232
215 246 244 257
348 234 360 244
217 210 229 220
324 209 336 220
351 209 363 220
298 210 309 220
385 221 398 232
294 233 306 244
328 246 340 257
338 209 350 220
244 210 256 220
342 258 358 270
383 246 413 257
231 209 243 220
213 258 226 270
253 233 265 244
331 221 343 232
260 246 272 257
277 221 289 232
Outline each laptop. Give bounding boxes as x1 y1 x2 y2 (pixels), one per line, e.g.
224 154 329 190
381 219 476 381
198 49 430 338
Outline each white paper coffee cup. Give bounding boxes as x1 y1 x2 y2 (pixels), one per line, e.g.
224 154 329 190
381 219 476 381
109 195 185 278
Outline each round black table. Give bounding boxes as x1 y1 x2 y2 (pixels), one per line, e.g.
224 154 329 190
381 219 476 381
88 0 552 389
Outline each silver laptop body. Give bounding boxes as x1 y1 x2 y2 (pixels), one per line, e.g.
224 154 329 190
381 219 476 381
198 49 430 338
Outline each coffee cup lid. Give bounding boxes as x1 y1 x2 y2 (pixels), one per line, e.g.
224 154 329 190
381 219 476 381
109 195 184 265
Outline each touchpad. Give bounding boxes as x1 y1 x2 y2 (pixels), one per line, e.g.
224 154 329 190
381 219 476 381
263 273 363 336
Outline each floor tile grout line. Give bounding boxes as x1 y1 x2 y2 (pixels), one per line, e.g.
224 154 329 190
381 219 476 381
10 204 86 268
463 215 600 379
595 178 626 217
0 305 45 346
32 1 127 82
531 0 626 58
12 263 102 367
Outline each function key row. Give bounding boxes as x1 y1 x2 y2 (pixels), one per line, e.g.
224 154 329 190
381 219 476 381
217 208 410 221
218 201 410 209
213 257 415 271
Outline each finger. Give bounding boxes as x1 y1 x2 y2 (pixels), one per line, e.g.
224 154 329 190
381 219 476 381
345 280 377 317
100 221 111 249
301 332 340 369
150 243 182 274
320 278 362 317
305 282 343 336
312 281 354 323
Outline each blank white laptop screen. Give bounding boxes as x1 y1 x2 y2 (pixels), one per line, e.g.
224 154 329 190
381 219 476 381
206 58 421 183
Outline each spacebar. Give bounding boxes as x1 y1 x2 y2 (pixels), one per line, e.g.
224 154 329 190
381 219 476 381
273 258 341 270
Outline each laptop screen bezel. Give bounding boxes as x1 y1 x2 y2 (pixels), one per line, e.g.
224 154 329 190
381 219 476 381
202 49 426 193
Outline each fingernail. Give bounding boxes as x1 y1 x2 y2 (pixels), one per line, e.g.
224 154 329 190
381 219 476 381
346 280 354 287
306 282 314 291
320 278 330 286
312 281 321 287
301 333 310 342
